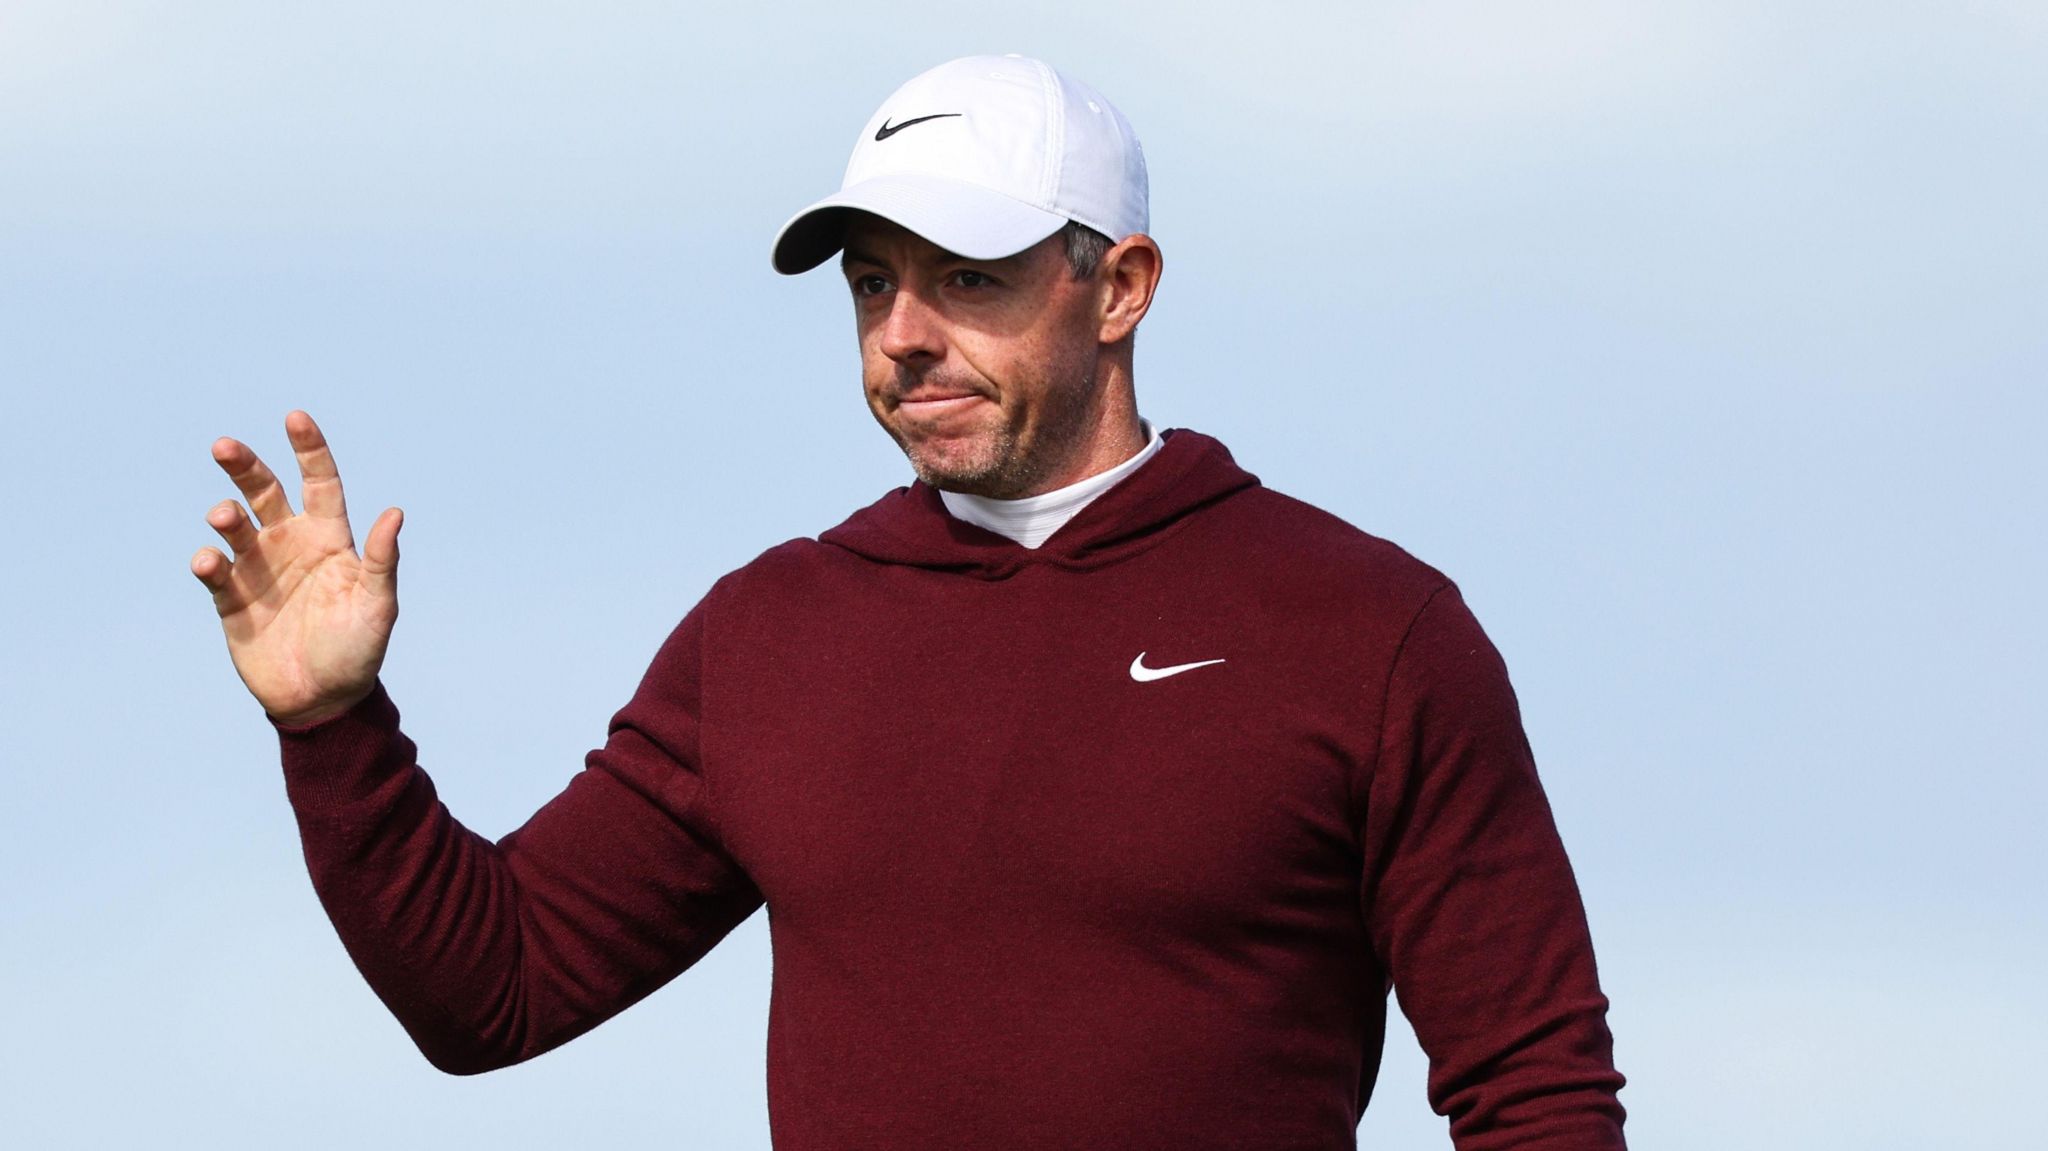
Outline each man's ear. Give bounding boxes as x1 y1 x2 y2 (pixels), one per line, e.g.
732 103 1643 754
1096 235 1163 345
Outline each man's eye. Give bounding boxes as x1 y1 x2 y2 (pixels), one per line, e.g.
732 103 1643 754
852 275 891 297
955 270 993 288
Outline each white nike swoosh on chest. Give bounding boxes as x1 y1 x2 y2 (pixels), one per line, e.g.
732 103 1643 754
1129 652 1227 683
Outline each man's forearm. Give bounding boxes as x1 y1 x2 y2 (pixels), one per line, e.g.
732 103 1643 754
273 665 762 1073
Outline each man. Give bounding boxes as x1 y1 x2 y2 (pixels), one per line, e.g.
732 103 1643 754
192 55 1625 1149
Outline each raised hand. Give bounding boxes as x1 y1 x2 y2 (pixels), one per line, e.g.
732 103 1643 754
191 411 404 726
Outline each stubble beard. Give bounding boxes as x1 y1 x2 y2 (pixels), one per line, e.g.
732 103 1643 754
901 424 1023 496
893 367 1098 499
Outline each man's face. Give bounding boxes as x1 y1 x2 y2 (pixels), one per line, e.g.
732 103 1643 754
840 214 1109 498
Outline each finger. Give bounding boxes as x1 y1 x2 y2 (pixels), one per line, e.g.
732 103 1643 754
285 410 349 521
361 506 403 599
206 500 261 557
190 547 246 616
212 436 295 527
191 546 231 591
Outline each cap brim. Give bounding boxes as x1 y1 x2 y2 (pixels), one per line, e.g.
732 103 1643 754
771 174 1068 275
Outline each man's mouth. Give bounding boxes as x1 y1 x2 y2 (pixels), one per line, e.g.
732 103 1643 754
898 394 986 418
894 385 991 420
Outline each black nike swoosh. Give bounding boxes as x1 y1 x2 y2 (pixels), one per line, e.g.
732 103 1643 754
875 113 962 141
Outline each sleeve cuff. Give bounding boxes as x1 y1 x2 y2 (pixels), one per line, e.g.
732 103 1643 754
272 680 408 814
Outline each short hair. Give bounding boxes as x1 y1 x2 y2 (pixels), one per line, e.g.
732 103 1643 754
1061 220 1114 280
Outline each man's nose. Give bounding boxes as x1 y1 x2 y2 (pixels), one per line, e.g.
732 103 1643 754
876 288 945 364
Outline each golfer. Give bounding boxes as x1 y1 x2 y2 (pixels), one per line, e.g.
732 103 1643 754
192 54 1625 1150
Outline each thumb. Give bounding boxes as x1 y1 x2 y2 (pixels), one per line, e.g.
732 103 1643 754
362 506 403 598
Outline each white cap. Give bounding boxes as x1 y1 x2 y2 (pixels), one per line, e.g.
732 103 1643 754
771 54 1149 275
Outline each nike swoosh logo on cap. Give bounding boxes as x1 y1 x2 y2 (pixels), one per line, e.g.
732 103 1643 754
1129 653 1227 683
875 113 962 140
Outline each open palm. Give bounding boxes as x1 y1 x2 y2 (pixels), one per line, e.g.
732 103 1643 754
191 411 404 726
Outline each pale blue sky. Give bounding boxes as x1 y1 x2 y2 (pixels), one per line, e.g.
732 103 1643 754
2 2 2042 1147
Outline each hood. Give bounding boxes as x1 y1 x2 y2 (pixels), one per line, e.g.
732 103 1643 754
818 429 1261 579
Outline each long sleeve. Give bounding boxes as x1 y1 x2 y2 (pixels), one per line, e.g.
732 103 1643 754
1359 584 1626 1149
272 607 763 1074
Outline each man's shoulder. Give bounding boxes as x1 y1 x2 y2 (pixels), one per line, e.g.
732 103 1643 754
704 534 849 599
1208 482 1452 604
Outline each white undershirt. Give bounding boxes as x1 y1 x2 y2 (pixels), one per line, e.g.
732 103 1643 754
938 421 1164 549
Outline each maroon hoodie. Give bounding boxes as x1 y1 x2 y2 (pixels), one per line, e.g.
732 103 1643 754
275 429 1625 1150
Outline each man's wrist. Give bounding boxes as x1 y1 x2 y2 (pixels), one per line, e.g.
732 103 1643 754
267 684 378 732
